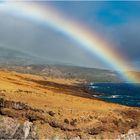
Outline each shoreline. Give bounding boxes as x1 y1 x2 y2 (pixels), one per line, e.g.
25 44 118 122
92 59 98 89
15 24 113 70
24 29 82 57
84 82 140 108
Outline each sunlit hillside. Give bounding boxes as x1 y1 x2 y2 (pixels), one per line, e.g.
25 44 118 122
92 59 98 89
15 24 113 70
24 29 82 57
0 70 140 139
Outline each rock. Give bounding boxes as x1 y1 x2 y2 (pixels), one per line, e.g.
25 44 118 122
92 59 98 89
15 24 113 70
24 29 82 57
0 116 20 139
13 124 24 139
48 111 55 116
23 121 32 139
88 127 104 135
52 134 59 140
49 121 60 128
70 119 77 126
72 136 81 140
117 129 140 140
0 116 38 139
64 118 69 124
26 124 39 139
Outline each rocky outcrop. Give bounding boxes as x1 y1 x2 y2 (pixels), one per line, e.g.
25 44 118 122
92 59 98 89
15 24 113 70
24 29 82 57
0 98 44 113
0 98 39 139
117 129 140 140
0 116 38 139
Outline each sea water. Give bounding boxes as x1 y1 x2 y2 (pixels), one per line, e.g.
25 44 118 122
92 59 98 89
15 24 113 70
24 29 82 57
89 83 140 107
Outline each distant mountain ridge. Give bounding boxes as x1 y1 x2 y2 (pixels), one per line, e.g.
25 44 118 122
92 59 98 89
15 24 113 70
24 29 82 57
0 47 82 66
1 47 139 82
0 47 47 65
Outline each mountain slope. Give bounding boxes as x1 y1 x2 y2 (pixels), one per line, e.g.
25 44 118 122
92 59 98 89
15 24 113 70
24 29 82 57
0 70 140 139
0 47 47 65
1 64 122 82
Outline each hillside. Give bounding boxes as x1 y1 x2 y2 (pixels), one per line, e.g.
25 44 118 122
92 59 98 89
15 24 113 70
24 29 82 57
1 64 122 82
0 70 140 139
0 47 124 83
0 47 47 65
2 47 140 83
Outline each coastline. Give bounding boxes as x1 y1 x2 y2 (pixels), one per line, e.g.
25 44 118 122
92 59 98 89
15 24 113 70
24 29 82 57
85 82 140 108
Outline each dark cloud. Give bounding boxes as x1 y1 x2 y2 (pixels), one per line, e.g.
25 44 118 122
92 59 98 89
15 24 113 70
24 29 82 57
115 21 140 69
97 19 140 69
115 21 140 61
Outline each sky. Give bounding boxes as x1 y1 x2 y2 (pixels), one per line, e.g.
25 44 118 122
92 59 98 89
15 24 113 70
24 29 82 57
0 1 140 70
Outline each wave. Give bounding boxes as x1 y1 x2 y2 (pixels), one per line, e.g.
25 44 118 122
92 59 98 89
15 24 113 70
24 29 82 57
104 95 122 99
92 95 99 97
91 86 98 89
89 83 140 107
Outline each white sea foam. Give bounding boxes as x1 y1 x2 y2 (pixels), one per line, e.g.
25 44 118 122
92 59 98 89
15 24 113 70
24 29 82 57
107 95 121 98
92 95 99 97
91 86 98 89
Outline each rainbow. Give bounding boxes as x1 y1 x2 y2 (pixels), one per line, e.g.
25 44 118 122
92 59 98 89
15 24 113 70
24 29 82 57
0 1 140 83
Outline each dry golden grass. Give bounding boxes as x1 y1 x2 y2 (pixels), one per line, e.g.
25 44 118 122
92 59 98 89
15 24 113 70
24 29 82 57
0 70 140 139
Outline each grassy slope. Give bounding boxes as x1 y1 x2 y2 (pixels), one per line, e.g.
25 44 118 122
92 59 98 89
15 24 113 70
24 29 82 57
0 70 140 139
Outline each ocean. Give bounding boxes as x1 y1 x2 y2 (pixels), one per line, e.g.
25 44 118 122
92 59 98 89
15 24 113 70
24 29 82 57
89 83 140 107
